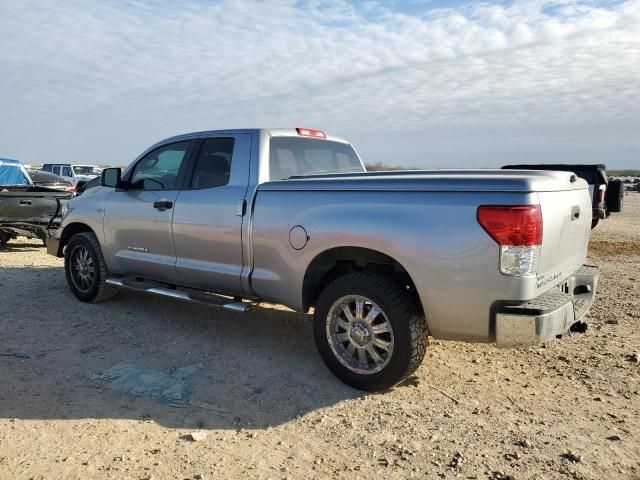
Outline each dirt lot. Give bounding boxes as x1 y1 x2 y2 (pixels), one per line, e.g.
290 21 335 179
1 194 638 480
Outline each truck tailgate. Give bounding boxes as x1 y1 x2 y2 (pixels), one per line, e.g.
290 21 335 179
535 186 592 294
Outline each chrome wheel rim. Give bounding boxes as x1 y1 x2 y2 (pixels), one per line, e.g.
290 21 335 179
69 245 95 293
326 295 394 375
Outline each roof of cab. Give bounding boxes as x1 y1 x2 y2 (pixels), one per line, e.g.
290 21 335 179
151 128 349 149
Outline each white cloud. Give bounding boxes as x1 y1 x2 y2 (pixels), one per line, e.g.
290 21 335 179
0 0 638 167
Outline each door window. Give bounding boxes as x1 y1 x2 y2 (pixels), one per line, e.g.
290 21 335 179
130 141 190 190
190 138 235 189
62 166 72 177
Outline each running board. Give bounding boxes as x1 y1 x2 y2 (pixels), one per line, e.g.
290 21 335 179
105 277 250 312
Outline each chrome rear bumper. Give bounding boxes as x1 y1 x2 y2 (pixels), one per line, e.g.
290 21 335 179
496 265 599 347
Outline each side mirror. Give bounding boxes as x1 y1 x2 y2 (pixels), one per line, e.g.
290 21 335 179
101 168 123 188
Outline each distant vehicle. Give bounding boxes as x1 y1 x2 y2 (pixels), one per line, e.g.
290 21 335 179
75 176 100 194
28 170 75 192
48 128 599 391
41 163 102 185
502 164 623 229
0 158 73 244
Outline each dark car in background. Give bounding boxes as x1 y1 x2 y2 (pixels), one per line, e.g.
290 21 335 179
502 164 624 228
27 170 75 192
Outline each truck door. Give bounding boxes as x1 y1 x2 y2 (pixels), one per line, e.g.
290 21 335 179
171 134 251 296
103 140 194 284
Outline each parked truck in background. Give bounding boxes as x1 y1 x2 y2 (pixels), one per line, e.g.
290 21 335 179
0 158 73 244
502 164 624 229
47 128 599 390
42 163 102 186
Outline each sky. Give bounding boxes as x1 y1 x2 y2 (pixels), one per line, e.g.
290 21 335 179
0 0 638 169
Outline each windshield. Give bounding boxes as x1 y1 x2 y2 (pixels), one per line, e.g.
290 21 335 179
269 137 364 180
0 164 30 186
73 165 101 175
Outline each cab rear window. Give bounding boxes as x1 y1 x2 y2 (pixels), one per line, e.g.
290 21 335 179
269 137 363 180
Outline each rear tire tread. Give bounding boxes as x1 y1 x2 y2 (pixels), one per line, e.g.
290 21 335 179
314 271 428 391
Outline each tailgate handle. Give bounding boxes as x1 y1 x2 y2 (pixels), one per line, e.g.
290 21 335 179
571 205 580 221
19 200 32 206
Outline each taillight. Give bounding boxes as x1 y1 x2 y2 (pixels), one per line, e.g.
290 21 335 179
65 185 76 192
477 205 543 276
296 127 326 138
598 185 606 203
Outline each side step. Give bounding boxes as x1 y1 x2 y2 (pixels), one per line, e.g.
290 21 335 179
105 277 250 312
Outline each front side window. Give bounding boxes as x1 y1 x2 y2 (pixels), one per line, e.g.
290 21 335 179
130 141 190 190
190 137 235 189
269 137 364 180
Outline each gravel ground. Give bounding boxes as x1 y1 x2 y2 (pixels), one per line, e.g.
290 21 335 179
0 194 638 480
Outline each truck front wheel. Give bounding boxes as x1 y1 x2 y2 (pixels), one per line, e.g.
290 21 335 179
313 272 427 391
64 232 118 303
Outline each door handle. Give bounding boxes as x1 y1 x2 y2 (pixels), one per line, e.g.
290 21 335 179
153 200 173 210
19 200 32 206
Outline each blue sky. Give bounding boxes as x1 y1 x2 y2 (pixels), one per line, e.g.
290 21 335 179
0 0 638 168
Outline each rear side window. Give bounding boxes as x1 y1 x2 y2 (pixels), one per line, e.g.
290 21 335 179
190 138 235 189
42 165 53 172
269 137 363 180
62 166 72 177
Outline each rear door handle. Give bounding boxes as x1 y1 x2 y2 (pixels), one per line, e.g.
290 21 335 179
153 200 173 210
19 200 32 206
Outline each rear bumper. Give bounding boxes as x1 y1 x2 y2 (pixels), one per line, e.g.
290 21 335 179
495 265 599 347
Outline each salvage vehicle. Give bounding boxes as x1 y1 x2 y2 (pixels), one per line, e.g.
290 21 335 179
47 129 599 390
0 158 73 244
502 164 623 229
28 170 76 192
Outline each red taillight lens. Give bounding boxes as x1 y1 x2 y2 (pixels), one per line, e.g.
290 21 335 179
65 185 76 192
296 127 326 138
477 205 542 246
598 185 606 203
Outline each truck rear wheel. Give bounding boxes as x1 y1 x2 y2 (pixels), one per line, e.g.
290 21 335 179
313 272 427 391
0 231 10 244
64 232 118 303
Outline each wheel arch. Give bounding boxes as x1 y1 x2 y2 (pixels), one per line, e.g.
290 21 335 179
59 222 97 255
302 246 424 315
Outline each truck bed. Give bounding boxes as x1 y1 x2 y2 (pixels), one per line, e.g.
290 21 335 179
0 187 73 239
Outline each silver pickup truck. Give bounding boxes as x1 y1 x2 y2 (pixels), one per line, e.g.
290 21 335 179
47 128 598 390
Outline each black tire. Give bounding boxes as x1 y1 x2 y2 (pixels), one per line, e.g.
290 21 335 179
606 179 624 213
313 271 428 391
591 218 599 229
64 232 118 303
0 231 10 244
